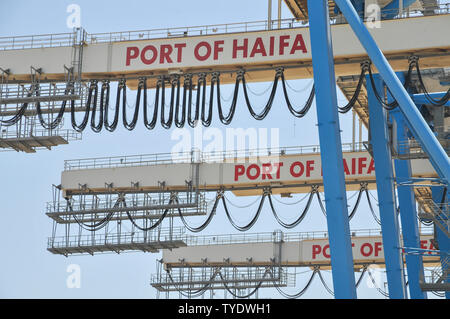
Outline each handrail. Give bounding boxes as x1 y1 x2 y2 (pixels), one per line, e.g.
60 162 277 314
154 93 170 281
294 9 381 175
63 142 368 171
1 2 449 51
48 228 435 250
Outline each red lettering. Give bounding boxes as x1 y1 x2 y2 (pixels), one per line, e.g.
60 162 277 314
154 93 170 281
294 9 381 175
374 242 382 257
312 245 322 259
213 41 224 60
194 41 211 61
126 47 139 66
306 160 315 177
159 44 173 64
361 243 373 257
290 161 304 178
233 39 248 59
352 158 356 175
250 37 267 57
358 157 367 175
367 158 375 174
290 34 308 54
174 43 186 63
272 162 283 179
234 165 245 181
420 240 427 250
261 163 273 180
279 35 290 55
269 36 275 56
343 158 350 175
246 164 260 180
323 244 330 258
140 45 158 65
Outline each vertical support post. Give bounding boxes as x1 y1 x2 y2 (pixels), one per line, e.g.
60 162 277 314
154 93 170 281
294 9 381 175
268 0 272 30
278 0 282 29
432 186 450 299
389 72 426 299
366 73 407 299
308 0 356 299
389 73 427 299
391 110 427 299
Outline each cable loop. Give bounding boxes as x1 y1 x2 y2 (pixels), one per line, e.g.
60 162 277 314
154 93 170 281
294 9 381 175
211 72 220 81
275 67 284 77
361 60 371 72
236 69 246 80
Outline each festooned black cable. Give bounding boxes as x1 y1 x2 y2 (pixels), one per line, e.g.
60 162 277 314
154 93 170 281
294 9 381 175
218 269 267 299
317 184 367 220
90 80 104 132
185 74 199 128
221 193 266 232
165 268 219 297
365 189 381 225
122 78 141 131
172 76 186 128
338 66 368 114
355 265 368 288
143 77 159 130
268 191 314 229
0 85 34 126
315 191 327 217
367 66 399 110
123 197 172 231
367 266 389 297
71 81 95 132
347 185 365 221
196 73 210 127
175 194 220 233
68 197 120 232
104 80 120 132
280 70 315 117
36 82 73 129
411 57 450 106
242 70 279 120
204 73 217 127
216 72 240 125
317 270 334 296
159 77 175 129
274 268 318 299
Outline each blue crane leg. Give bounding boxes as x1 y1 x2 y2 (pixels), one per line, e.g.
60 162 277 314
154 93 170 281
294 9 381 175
308 0 357 299
366 73 407 299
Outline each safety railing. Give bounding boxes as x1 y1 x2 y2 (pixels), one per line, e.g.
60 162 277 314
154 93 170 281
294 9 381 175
63 142 368 171
151 267 291 286
183 228 392 247
394 137 449 160
46 192 209 218
0 32 76 50
0 118 81 141
47 226 187 250
1 2 449 50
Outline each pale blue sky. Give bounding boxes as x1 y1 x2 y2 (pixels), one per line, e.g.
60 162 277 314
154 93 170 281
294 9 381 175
0 0 411 299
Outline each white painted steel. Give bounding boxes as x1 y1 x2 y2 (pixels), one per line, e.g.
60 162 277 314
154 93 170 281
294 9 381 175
1 15 449 77
60 151 436 194
162 233 438 267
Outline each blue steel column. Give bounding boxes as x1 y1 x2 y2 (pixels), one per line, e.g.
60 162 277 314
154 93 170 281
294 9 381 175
308 0 356 299
334 0 450 183
366 73 407 298
432 187 450 299
389 73 427 299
